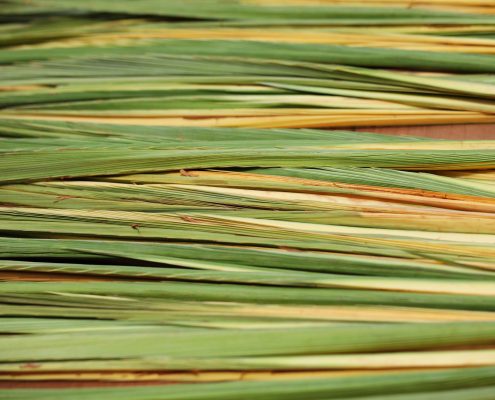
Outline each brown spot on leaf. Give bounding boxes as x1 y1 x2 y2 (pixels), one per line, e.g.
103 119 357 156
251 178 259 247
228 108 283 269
54 195 77 203
180 216 200 223
180 169 198 177
279 246 301 252
21 363 41 370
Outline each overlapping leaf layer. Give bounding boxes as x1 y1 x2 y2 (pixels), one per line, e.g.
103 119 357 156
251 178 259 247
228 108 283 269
2 1 495 399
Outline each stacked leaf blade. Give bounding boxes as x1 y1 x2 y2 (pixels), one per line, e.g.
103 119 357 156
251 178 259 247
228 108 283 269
2 120 495 398
2 1 495 400
2 0 495 128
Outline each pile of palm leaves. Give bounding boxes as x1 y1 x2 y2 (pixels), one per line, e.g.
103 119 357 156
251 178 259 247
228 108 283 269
2 0 495 128
2 1 495 399
2 119 495 399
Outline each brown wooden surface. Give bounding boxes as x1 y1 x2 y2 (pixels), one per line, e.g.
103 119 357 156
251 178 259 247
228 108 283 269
358 123 495 140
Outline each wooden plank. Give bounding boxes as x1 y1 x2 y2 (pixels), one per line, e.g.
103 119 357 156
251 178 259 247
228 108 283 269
358 124 495 140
